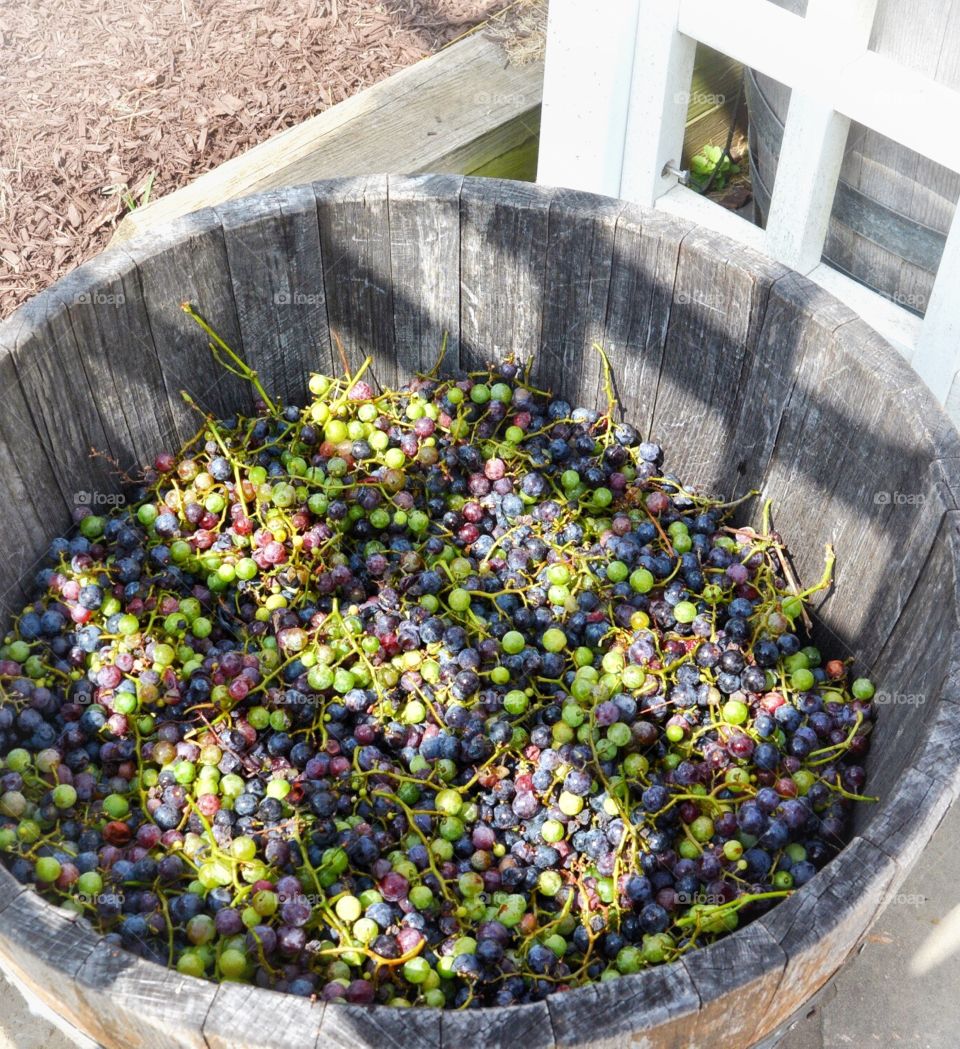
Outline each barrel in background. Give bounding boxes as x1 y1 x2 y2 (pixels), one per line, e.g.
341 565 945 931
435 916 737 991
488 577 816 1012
745 0 960 317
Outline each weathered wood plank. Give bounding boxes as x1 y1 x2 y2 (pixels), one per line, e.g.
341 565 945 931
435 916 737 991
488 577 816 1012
647 225 783 497
719 270 844 504
681 923 787 1048
757 837 897 1034
863 766 957 878
834 317 960 448
460 179 553 373
111 34 544 246
119 207 251 447
318 1001 441 1049
601 205 689 440
387 174 464 380
0 891 104 1043
909 687 960 797
436 109 541 182
754 312 953 670
859 511 960 814
546 962 700 1048
0 176 957 1049
440 998 554 1049
109 27 740 253
0 344 64 610
59 250 178 469
216 185 334 410
534 189 626 404
74 942 216 1049
204 982 324 1049
8 273 123 513
314 176 396 392
0 865 26 911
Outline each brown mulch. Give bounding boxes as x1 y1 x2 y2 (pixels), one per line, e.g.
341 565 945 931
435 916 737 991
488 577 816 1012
0 0 511 320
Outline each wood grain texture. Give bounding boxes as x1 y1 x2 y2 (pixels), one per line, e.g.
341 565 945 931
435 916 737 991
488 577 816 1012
109 27 740 251
440 998 555 1049
0 890 103 1042
319 1001 441 1049
864 766 957 877
601 205 690 442
832 317 960 455
0 864 26 911
74 942 217 1049
314 175 396 391
680 923 786 1048
119 206 251 447
859 511 960 816
434 108 540 183
459 179 553 373
216 185 334 409
58 249 178 470
533 188 626 402
754 310 953 671
546 962 699 1049
9 272 121 511
720 269 846 504
203 982 324 1049
0 344 64 612
647 225 784 497
910 678 960 797
757 837 897 1035
387 173 464 379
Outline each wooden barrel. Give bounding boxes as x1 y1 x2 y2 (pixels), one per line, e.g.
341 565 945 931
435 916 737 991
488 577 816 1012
745 0 960 316
0 175 958 1049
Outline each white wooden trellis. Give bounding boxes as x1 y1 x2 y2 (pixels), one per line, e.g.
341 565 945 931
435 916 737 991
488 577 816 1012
537 0 960 414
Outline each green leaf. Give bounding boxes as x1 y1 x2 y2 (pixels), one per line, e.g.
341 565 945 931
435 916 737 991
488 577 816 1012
702 144 722 164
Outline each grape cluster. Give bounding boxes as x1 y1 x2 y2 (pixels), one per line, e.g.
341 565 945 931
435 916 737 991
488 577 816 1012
0 342 876 1008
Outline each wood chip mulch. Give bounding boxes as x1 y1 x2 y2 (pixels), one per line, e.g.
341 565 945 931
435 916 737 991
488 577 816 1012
0 0 509 320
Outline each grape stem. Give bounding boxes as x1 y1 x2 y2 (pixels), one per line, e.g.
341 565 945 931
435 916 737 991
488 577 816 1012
426 331 450 379
181 302 278 413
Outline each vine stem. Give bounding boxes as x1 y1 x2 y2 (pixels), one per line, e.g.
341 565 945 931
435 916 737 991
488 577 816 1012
592 341 618 421
181 302 278 413
427 331 450 379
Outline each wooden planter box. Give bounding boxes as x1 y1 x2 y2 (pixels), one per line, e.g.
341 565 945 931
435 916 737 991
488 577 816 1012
0 176 958 1048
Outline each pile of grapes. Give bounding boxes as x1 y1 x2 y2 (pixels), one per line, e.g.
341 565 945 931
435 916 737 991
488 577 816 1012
0 326 876 1009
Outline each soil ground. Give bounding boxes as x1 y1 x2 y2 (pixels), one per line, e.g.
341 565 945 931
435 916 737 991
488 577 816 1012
0 0 508 318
